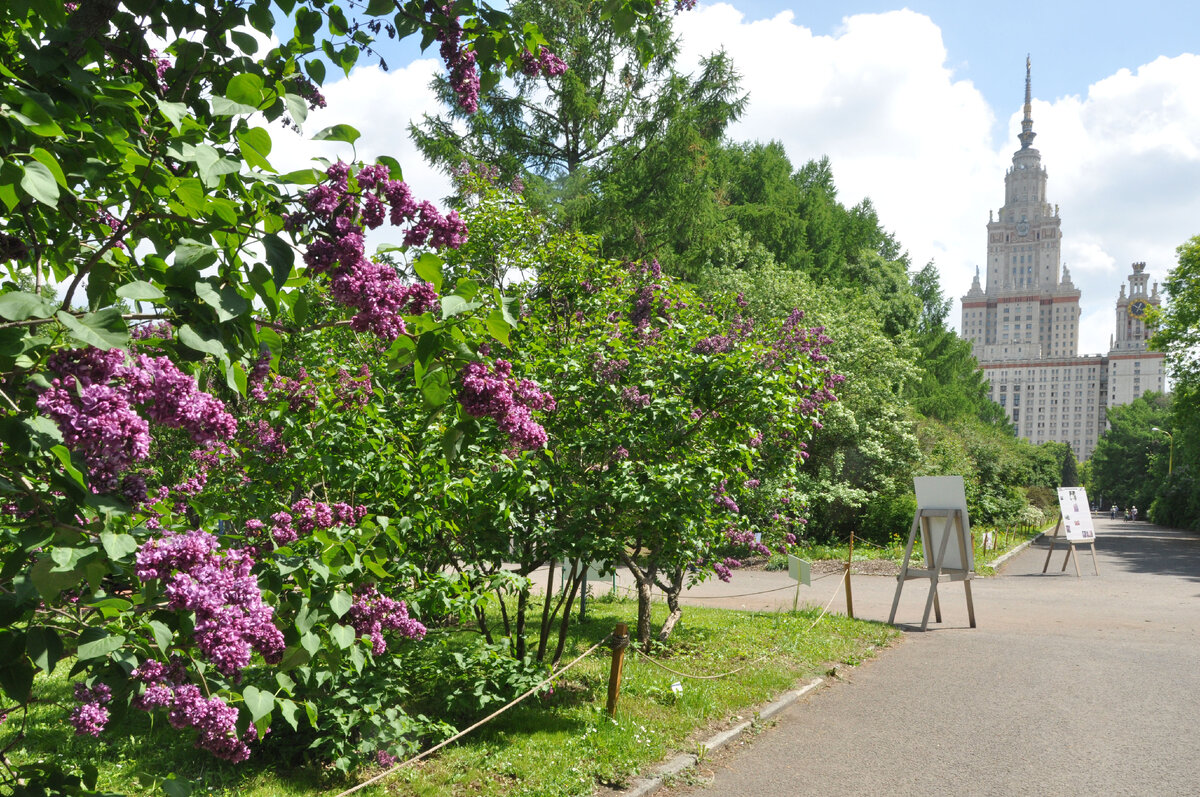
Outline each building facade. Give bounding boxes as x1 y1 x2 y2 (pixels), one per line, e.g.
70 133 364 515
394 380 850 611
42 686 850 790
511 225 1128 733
961 59 1165 460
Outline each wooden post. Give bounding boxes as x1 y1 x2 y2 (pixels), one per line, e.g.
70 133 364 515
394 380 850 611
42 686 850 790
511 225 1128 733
606 622 628 718
844 533 855 620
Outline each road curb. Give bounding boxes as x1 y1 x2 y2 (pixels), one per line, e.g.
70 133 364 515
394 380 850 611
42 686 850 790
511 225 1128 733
986 530 1047 571
618 677 826 797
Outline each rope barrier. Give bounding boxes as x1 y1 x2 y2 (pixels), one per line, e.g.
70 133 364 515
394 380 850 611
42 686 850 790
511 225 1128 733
626 569 849 681
331 635 611 797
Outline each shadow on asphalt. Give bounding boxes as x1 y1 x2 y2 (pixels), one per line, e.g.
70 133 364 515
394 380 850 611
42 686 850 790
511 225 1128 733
1023 520 1200 583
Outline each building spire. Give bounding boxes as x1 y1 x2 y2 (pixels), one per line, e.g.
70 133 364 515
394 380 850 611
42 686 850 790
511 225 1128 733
1019 54 1036 149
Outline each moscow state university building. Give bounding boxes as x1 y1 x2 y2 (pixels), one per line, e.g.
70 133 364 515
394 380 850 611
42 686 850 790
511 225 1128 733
960 60 1165 460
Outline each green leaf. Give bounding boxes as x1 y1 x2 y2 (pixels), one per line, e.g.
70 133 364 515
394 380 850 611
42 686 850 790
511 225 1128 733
262 233 294 288
211 96 261 116
30 557 76 602
0 291 56 321
116 281 165 301
241 684 275 722
174 238 219 270
75 629 126 661
329 591 352 618
486 308 511 345
312 124 361 145
440 295 479 319
421 368 452 407
225 73 266 107
84 493 131 516
195 279 249 322
161 775 193 797
278 645 311 671
366 0 394 14
25 626 64 674
175 177 205 215
330 623 356 649
30 148 68 190
284 92 308 128
56 309 128 350
237 126 275 172
0 631 33 700
20 160 59 206
413 253 444 291
279 698 301 731
178 324 227 358
147 620 173 652
50 445 86 486
99 531 138 561
155 97 188 129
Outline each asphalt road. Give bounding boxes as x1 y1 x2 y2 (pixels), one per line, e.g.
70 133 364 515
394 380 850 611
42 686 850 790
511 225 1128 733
657 517 1200 796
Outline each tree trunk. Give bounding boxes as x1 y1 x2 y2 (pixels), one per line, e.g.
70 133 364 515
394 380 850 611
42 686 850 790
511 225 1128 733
656 565 685 642
536 558 556 663
620 551 656 647
515 589 528 660
550 561 582 667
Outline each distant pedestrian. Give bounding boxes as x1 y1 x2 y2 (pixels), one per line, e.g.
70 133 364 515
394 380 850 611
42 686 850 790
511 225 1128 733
1110 505 1117 520
1125 509 1131 522
1132 505 1138 522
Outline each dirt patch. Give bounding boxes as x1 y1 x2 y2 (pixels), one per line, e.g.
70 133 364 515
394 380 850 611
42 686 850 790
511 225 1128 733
739 557 902 578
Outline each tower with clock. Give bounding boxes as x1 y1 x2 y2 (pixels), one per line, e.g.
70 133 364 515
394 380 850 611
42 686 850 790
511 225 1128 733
1107 261 1165 409
961 59 1166 462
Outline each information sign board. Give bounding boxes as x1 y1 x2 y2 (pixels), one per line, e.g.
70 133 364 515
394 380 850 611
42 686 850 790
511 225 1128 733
1057 487 1096 542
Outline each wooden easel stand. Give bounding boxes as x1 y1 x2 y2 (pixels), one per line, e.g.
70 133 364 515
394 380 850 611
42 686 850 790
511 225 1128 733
1041 518 1099 577
889 507 976 631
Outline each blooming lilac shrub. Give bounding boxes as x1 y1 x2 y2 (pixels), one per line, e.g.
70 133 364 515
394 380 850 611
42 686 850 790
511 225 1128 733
458 359 556 450
135 530 285 677
292 160 463 340
36 349 237 493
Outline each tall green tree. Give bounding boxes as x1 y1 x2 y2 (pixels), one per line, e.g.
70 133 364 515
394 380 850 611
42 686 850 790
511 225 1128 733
1089 393 1171 511
411 0 745 277
1147 234 1200 528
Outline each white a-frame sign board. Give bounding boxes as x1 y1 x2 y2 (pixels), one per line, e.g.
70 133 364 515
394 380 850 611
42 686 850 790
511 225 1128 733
888 476 976 631
1042 486 1100 577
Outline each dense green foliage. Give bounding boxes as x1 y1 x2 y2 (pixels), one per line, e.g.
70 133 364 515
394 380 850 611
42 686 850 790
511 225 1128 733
1142 236 1200 530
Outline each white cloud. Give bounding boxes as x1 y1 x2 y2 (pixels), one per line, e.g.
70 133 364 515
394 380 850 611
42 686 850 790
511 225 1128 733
673 5 1200 358
269 59 454 207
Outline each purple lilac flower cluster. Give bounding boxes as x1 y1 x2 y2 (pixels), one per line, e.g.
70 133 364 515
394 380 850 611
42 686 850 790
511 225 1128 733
268 498 366 545
725 527 770 556
620 386 652 409
431 2 479 112
347 584 427 655
769 309 845 416
334 364 374 407
458 360 556 450
37 349 237 493
290 73 327 110
133 659 252 761
298 161 458 340
590 352 629 384
519 46 568 78
254 368 317 411
69 682 112 737
135 530 284 678
712 480 739 514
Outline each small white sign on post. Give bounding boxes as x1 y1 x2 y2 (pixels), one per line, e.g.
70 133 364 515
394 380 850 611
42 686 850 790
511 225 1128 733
788 555 811 612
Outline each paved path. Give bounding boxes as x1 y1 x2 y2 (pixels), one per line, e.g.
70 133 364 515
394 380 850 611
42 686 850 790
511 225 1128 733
655 517 1200 796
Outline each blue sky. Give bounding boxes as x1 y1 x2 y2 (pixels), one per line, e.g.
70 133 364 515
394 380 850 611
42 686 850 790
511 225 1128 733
272 2 1200 357
768 1 1200 144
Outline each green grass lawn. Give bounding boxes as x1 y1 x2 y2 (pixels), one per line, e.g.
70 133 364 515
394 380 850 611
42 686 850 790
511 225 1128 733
3 600 897 797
